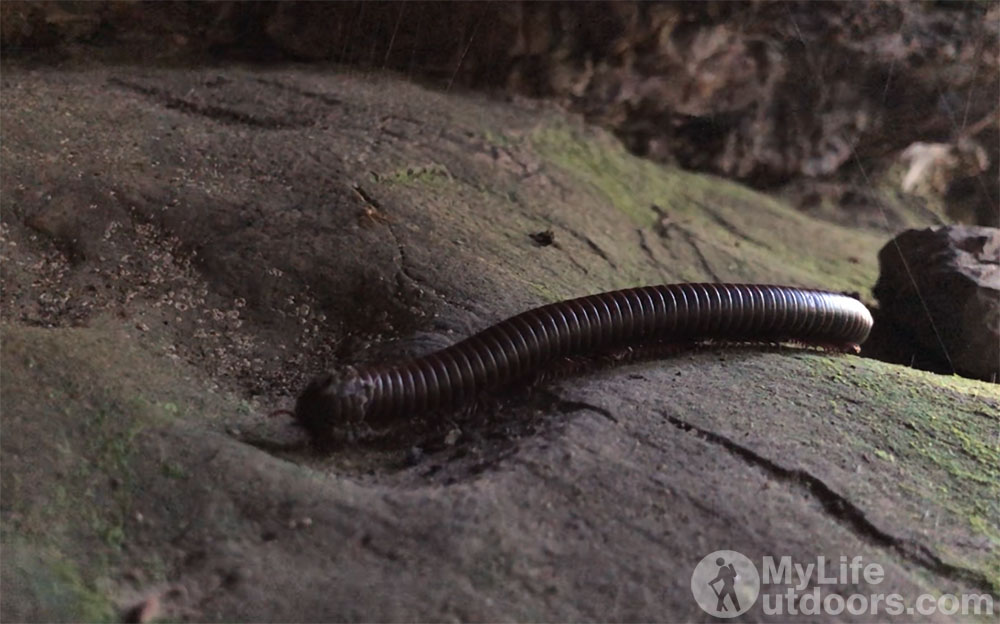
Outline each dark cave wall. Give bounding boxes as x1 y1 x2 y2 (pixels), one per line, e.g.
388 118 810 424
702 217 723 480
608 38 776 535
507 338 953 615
3 1 997 224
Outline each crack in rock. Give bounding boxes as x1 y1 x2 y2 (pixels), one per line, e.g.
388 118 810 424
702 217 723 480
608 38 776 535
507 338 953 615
659 410 996 593
648 204 720 282
536 389 619 424
351 184 481 324
250 77 345 107
550 219 617 270
550 240 592 276
687 195 774 252
108 77 308 130
636 227 670 283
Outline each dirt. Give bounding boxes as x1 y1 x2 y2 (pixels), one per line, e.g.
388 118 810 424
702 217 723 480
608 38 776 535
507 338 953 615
1 65 997 622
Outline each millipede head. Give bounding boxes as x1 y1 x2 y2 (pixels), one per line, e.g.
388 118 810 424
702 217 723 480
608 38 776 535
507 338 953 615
293 367 371 446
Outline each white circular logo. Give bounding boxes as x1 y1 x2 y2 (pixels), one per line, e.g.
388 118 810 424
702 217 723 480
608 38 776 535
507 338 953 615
690 550 760 618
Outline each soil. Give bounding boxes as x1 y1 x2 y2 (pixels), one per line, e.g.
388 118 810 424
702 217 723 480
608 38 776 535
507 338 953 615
1 64 997 622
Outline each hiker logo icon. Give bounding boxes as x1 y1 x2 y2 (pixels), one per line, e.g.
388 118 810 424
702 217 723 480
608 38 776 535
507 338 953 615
690 550 760 618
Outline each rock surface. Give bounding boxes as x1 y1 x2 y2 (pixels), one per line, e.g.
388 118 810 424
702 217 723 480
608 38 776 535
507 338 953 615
1 65 997 622
3 1 997 225
874 226 1000 382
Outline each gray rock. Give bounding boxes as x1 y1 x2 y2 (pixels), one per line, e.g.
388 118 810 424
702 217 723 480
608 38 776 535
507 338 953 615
874 226 1000 382
1 66 995 623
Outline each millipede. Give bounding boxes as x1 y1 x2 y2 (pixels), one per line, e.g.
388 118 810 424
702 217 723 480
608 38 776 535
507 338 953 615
291 283 873 444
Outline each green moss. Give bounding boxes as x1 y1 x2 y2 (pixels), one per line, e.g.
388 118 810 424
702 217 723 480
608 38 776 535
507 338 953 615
531 124 663 227
161 460 189 480
375 163 455 187
2 541 116 623
804 356 1000 589
873 448 896 463
1 323 243 620
530 122 896 294
482 129 513 148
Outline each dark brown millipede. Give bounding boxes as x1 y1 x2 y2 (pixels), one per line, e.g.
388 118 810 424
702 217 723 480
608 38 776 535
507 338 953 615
293 283 873 443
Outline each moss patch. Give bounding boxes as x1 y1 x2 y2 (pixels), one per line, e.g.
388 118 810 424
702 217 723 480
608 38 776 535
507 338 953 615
0 541 116 623
1 321 242 620
531 122 897 295
805 356 1000 589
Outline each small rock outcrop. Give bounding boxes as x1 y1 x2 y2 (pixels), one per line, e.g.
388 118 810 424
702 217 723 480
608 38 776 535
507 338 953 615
874 226 1000 382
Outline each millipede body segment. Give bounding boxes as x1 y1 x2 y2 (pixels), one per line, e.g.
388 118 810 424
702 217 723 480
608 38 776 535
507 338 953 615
294 283 873 441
